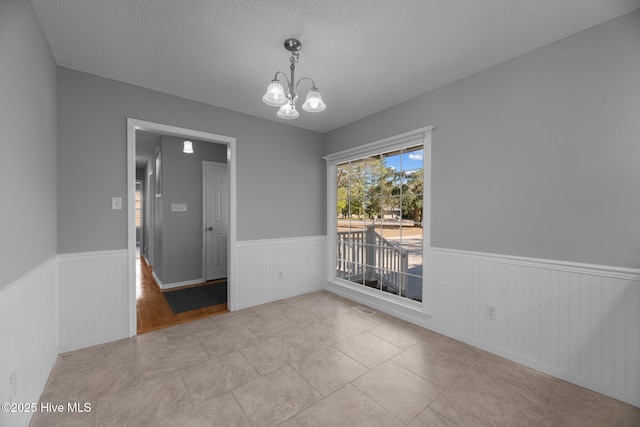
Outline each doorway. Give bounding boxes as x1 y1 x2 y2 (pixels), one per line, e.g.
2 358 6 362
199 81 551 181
127 119 237 336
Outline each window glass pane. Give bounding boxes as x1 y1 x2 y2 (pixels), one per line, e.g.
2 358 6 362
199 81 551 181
337 197 349 218
365 197 381 220
348 198 364 220
366 175 381 197
383 173 401 196
380 174 393 197
349 174 365 201
336 266 350 280
378 266 402 296
401 195 422 224
382 149 402 172
334 142 425 303
400 146 423 171
405 248 423 278
364 155 382 196
351 263 365 283
361 242 378 268
382 196 401 221
337 216 349 234
341 262 357 280
402 171 423 197
337 163 350 188
403 273 422 302
365 155 382 173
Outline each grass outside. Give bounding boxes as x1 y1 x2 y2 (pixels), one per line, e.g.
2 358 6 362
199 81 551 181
336 219 423 238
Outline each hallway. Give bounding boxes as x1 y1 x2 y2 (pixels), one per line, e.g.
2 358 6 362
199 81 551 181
136 254 228 333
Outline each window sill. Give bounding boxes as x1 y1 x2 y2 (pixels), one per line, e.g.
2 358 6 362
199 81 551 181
327 278 429 320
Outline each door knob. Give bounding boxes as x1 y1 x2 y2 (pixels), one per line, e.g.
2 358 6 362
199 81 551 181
207 227 213 231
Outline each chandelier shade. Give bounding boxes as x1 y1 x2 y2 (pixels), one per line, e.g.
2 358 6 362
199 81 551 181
183 140 194 153
277 102 299 119
262 81 287 106
262 38 326 120
302 89 326 112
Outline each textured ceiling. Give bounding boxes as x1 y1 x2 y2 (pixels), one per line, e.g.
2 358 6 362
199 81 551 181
31 0 640 133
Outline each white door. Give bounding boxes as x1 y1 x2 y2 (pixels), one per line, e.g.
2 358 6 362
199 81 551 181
203 161 228 281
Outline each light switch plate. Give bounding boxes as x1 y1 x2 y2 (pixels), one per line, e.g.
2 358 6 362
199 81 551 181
112 197 122 210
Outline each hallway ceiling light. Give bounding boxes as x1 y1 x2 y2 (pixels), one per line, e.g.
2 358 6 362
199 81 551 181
262 38 326 120
183 140 193 153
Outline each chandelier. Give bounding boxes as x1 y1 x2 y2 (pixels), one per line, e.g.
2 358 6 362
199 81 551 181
262 38 326 119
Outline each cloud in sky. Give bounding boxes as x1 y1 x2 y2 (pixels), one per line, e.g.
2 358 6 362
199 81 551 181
408 151 423 161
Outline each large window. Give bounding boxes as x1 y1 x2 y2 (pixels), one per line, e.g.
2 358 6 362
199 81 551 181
325 127 431 306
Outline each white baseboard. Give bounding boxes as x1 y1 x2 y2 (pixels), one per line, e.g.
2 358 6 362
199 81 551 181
57 332 131 355
147 262 204 290
160 278 206 290
152 270 162 288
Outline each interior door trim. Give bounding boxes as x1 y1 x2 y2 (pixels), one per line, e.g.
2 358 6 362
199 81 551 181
127 118 237 336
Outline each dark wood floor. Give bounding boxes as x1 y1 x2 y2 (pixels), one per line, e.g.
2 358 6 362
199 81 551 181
136 256 228 334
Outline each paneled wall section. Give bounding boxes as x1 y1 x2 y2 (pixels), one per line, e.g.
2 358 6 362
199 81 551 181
328 248 640 406
233 236 327 310
57 250 130 353
428 249 640 407
0 258 58 427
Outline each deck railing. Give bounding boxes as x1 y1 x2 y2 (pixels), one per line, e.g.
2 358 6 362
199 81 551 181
336 226 408 295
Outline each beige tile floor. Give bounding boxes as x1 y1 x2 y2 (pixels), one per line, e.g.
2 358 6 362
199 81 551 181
30 291 640 426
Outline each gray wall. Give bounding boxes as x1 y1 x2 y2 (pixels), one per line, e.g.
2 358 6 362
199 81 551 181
57 68 326 253
0 0 57 289
325 10 640 269
153 136 227 284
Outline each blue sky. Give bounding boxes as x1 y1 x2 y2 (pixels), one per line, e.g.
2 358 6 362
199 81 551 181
383 149 423 172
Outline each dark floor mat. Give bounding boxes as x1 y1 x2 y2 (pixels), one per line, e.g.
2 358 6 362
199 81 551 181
163 281 227 314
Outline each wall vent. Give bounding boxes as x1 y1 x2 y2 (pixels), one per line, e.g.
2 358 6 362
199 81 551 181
352 305 375 316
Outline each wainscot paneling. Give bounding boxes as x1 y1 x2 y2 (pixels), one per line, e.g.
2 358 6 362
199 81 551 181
233 236 326 310
326 247 640 407
57 250 129 353
428 248 640 408
0 257 58 427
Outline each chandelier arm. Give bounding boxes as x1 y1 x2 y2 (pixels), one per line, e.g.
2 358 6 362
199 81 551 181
273 71 290 87
295 77 318 92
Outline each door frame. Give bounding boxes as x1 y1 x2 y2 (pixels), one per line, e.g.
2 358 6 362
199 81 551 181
202 161 229 282
127 118 237 336
135 180 143 249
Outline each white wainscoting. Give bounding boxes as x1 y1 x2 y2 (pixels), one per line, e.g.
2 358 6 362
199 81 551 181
57 250 130 353
0 257 58 427
428 248 640 408
233 236 326 311
326 247 640 407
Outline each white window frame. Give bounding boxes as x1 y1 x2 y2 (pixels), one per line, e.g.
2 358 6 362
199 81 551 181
324 126 433 316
